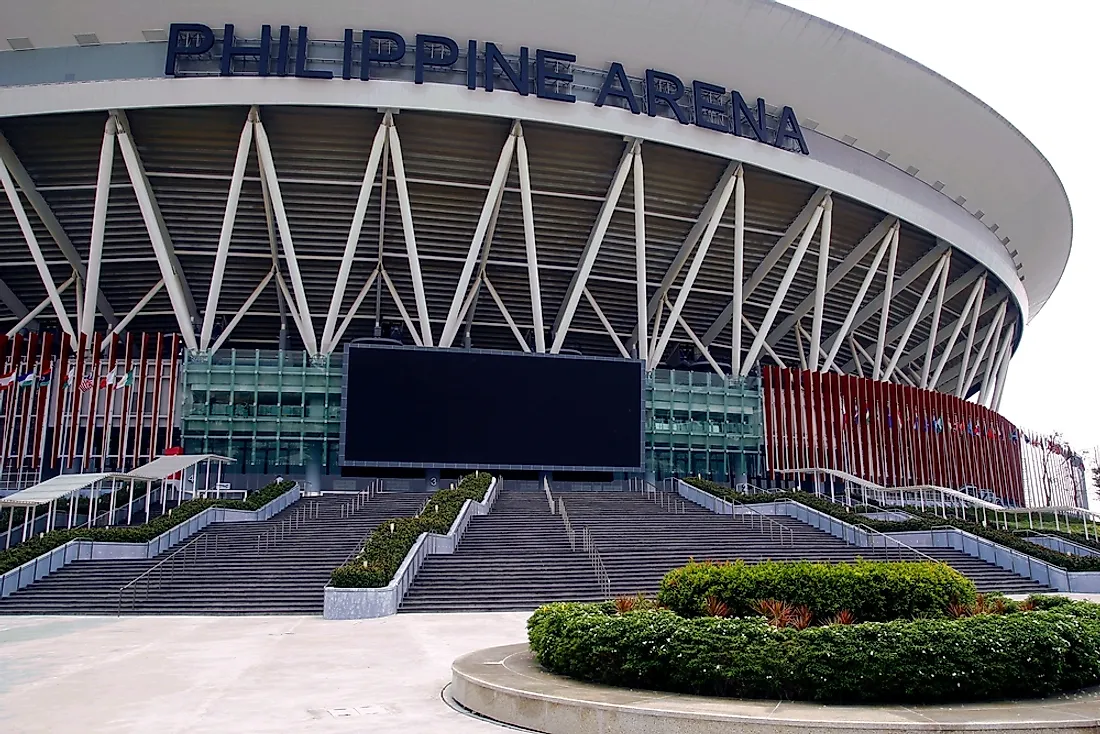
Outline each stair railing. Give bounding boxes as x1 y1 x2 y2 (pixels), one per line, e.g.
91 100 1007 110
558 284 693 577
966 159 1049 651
557 498 576 551
855 523 940 563
117 532 220 614
543 477 555 515
258 501 317 553
727 497 795 547
580 526 612 599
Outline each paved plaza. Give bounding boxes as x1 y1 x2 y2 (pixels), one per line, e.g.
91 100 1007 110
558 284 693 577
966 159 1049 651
0 613 529 733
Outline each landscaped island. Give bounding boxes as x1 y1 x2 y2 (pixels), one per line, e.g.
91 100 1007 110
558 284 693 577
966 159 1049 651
528 559 1100 704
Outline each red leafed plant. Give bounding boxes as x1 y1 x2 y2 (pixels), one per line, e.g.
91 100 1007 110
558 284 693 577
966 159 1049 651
704 595 729 618
1017 599 1036 612
789 604 814 630
613 596 637 614
827 609 856 625
751 598 794 628
947 602 974 618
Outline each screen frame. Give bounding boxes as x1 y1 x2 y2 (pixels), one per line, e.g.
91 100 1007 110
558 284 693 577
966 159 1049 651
339 342 645 472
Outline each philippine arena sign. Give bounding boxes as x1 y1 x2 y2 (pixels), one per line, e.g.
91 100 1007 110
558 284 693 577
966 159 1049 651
164 23 810 156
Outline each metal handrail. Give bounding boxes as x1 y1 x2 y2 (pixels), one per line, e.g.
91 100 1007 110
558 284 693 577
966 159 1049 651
853 522 940 563
580 526 612 599
731 498 795 546
117 532 220 614
259 501 318 553
646 482 686 514
543 478 555 515
557 498 576 551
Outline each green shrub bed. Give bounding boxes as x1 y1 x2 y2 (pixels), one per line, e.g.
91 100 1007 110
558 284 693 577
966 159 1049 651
329 473 493 588
659 560 975 621
683 478 1100 572
0 480 295 575
528 595 1100 704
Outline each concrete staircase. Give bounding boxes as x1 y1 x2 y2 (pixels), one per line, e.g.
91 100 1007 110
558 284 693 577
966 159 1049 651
400 487 1049 612
0 492 425 615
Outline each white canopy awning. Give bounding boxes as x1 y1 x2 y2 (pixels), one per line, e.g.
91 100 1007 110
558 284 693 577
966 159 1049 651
0 472 130 508
127 454 233 482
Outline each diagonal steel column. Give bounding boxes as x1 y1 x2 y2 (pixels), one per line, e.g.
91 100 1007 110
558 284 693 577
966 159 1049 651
919 250 952 388
583 287 629 358
386 116 434 347
960 300 1006 398
808 196 832 370
882 253 949 381
332 267 380 349
982 321 1014 406
929 275 987 390
730 166 745 376
210 270 275 355
632 144 648 366
516 122 546 354
82 116 117 338
872 226 899 380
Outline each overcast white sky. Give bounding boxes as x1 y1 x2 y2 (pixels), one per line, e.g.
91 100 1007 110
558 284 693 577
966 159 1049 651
783 2 1099 485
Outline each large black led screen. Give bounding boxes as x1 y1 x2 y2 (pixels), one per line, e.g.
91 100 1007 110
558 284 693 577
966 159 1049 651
341 346 643 470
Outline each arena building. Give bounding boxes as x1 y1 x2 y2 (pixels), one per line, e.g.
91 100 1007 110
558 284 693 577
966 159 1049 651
0 0 1081 506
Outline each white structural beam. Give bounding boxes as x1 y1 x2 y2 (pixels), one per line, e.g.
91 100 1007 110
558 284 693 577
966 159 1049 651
882 253 949 381
210 269 274 355
953 276 988 396
820 224 895 372
484 277 530 353
253 112 319 356
82 116 117 338
741 198 827 376
730 165 745 376
702 187 829 347
6 275 73 337
202 110 256 353
632 143 648 367
795 322 808 370
919 250 952 388
982 321 1014 406
379 267 424 347
934 316 1006 396
113 109 198 352
440 123 518 348
742 315 786 368
849 335 865 377
275 273 308 345
320 117 387 355
991 325 1015 411
515 122 546 354
829 238 951 370
386 114 434 347
0 277 30 324
463 184 506 348
930 275 988 389
200 112 255 356
667 296 725 378
583 287 629 358
332 267 380 349
767 215 897 348
652 164 740 368
808 196 832 370
0 132 118 326
0 155 76 342
631 161 740 350
551 140 637 354
101 279 164 346
872 226 899 379
960 300 1007 398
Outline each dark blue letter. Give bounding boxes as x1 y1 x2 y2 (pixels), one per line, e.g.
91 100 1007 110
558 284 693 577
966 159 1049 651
692 81 728 133
415 34 459 84
732 92 767 142
467 40 478 90
774 106 809 155
535 49 576 102
220 24 271 77
165 23 214 76
295 26 332 79
595 62 639 114
645 70 689 124
342 29 354 80
485 42 529 95
276 25 291 76
360 31 406 81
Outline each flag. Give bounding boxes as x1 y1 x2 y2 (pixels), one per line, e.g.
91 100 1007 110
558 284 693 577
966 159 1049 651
63 367 75 387
99 368 117 390
16 371 35 388
116 369 135 388
0 371 14 389
78 375 94 392
37 371 51 387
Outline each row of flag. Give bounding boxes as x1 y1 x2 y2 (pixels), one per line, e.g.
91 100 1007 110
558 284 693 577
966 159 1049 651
0 367 136 392
839 399 1010 440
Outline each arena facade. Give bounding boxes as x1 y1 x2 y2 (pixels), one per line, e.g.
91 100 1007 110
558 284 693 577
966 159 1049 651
0 1 1084 506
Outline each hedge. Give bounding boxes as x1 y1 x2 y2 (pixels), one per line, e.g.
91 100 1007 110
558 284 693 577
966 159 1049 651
329 473 493 588
658 560 975 622
527 599 1100 704
683 478 1100 572
0 480 295 575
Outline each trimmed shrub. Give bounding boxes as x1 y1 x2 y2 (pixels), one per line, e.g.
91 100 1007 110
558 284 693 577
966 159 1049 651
328 473 493 588
658 560 975 622
527 599 1100 704
682 478 1100 572
0 480 295 575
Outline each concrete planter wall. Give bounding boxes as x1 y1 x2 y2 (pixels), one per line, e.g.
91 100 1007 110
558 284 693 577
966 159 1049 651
323 477 499 620
674 480 1100 595
0 483 300 598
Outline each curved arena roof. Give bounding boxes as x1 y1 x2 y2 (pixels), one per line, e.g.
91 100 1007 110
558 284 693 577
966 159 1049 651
0 0 1071 405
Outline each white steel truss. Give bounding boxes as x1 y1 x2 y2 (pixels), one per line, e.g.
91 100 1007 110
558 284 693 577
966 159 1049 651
5 275 74 337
